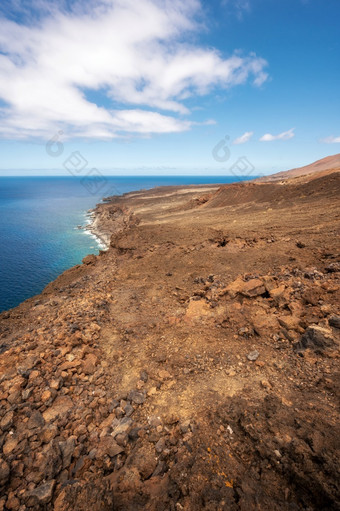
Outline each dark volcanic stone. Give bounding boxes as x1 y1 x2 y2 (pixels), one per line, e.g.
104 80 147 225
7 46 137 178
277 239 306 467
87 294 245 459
128 390 145 405
296 325 335 353
325 262 340 273
25 479 56 506
329 315 340 329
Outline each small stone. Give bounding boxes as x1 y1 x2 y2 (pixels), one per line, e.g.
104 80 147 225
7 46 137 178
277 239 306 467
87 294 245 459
115 407 125 418
41 425 58 444
5 494 20 510
111 399 120 409
29 369 40 381
180 420 191 434
50 378 62 390
59 437 76 469
247 350 259 361
96 436 124 458
41 390 52 403
25 479 56 506
115 433 128 447
157 369 172 381
155 437 166 453
28 410 45 429
82 353 98 374
148 416 162 428
0 459 10 485
274 449 282 458
112 417 133 438
43 396 73 422
140 370 148 382
128 427 142 441
329 315 340 329
3 435 19 456
325 262 340 273
22 388 33 400
0 411 14 431
226 425 233 435
124 404 134 417
129 390 145 405
152 460 166 477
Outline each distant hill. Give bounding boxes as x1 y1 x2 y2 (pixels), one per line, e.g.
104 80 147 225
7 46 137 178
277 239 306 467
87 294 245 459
260 153 340 182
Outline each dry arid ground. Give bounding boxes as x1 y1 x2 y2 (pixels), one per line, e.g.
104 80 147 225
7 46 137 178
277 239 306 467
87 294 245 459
0 165 339 510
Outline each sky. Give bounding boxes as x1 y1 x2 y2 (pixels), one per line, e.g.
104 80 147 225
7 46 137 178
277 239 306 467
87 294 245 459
0 0 339 176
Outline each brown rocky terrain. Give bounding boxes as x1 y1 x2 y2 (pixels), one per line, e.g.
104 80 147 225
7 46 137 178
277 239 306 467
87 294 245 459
0 165 339 510
258 153 340 182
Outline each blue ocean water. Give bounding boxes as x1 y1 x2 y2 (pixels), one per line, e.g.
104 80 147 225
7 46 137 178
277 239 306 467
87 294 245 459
0 175 255 312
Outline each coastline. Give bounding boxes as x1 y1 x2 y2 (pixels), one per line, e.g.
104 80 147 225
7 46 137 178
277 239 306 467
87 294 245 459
83 210 111 252
0 171 339 510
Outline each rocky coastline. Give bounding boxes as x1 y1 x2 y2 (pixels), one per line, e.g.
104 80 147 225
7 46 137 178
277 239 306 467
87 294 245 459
0 169 339 510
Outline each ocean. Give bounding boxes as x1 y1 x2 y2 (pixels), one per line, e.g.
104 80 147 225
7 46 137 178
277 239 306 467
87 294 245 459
0 175 255 312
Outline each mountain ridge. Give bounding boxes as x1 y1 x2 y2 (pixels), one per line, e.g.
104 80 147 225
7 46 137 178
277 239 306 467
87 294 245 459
260 153 340 182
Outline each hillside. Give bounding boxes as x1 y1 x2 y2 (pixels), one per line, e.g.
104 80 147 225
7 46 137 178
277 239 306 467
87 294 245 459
259 153 340 182
0 163 339 510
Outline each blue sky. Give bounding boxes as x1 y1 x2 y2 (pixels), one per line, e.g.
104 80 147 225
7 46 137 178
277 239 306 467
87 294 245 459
0 0 339 175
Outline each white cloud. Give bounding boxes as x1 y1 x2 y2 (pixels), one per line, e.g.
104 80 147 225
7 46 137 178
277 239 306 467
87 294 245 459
0 0 268 140
320 135 340 144
232 131 253 144
259 128 295 142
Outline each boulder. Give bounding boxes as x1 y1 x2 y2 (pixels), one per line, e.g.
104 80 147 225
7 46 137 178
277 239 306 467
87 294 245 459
296 325 336 353
226 277 266 298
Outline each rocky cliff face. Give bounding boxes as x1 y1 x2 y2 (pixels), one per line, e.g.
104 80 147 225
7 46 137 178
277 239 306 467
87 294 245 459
0 171 339 510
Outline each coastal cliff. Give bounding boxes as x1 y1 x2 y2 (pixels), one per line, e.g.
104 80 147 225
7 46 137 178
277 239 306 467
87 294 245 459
0 168 339 510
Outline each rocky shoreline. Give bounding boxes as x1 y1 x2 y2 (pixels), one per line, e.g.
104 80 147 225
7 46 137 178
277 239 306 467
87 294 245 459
0 171 339 510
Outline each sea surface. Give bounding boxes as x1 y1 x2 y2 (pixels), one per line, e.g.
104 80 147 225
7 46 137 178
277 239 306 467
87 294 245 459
0 175 255 312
